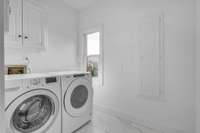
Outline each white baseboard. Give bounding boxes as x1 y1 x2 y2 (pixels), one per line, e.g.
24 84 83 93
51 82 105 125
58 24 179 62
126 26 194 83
94 104 189 133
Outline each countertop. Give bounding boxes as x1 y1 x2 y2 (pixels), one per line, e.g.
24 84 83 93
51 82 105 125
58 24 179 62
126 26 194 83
5 71 89 81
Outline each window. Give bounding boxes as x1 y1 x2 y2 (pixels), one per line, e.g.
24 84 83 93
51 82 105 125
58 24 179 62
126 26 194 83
86 32 100 77
80 27 103 87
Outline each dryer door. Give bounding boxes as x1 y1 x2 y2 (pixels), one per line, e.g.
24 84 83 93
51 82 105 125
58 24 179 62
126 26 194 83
6 89 59 133
64 78 93 117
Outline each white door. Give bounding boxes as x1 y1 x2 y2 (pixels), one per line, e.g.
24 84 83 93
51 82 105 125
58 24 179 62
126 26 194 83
64 78 93 117
23 0 46 49
4 0 22 48
6 89 59 133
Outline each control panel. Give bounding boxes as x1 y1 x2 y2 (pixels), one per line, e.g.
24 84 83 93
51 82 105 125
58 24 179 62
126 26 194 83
45 77 57 84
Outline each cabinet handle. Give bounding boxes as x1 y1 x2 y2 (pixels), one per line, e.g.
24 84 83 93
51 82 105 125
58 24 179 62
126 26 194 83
18 35 22 38
24 36 28 39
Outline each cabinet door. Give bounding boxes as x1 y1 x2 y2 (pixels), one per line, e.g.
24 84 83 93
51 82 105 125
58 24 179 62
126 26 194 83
4 0 22 48
4 0 9 32
23 0 46 49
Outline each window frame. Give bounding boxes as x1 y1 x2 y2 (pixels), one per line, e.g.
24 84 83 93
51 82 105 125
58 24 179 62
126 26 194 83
79 25 104 87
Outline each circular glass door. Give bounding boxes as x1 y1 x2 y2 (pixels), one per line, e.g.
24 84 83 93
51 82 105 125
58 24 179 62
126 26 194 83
12 95 54 133
64 78 93 117
71 85 88 109
6 89 59 133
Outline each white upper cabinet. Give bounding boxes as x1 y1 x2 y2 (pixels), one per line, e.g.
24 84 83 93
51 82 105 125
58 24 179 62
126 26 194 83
4 0 22 48
4 0 10 33
4 0 47 51
23 0 46 49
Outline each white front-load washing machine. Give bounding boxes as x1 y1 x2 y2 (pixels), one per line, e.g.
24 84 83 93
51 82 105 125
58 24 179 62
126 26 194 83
61 73 93 133
5 76 61 133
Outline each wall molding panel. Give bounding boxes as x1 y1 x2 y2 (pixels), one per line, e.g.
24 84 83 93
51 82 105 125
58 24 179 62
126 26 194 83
138 12 165 101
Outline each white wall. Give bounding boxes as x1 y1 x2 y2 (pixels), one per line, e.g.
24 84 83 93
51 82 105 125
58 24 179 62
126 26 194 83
196 0 200 132
5 0 79 73
0 0 5 132
79 0 196 133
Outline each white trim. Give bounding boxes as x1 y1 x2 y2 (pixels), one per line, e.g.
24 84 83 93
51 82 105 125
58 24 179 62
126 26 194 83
94 105 189 133
79 25 104 87
4 0 9 32
196 1 200 133
0 0 5 132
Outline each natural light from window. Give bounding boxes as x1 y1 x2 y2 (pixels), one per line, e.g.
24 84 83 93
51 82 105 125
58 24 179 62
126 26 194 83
87 32 100 56
86 32 100 78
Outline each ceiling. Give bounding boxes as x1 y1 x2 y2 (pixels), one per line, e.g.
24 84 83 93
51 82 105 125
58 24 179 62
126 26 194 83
63 0 97 11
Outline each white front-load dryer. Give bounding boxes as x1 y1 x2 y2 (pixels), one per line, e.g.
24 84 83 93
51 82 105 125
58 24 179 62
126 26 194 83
61 73 93 133
5 76 61 133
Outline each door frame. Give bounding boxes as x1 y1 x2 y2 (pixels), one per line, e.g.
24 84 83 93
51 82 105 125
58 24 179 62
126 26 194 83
79 25 104 87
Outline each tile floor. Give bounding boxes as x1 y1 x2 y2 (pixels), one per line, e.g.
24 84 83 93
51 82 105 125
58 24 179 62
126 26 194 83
76 110 161 133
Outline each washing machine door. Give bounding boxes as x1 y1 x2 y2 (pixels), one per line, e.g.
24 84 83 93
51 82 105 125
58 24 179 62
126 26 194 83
5 89 59 133
64 78 93 117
